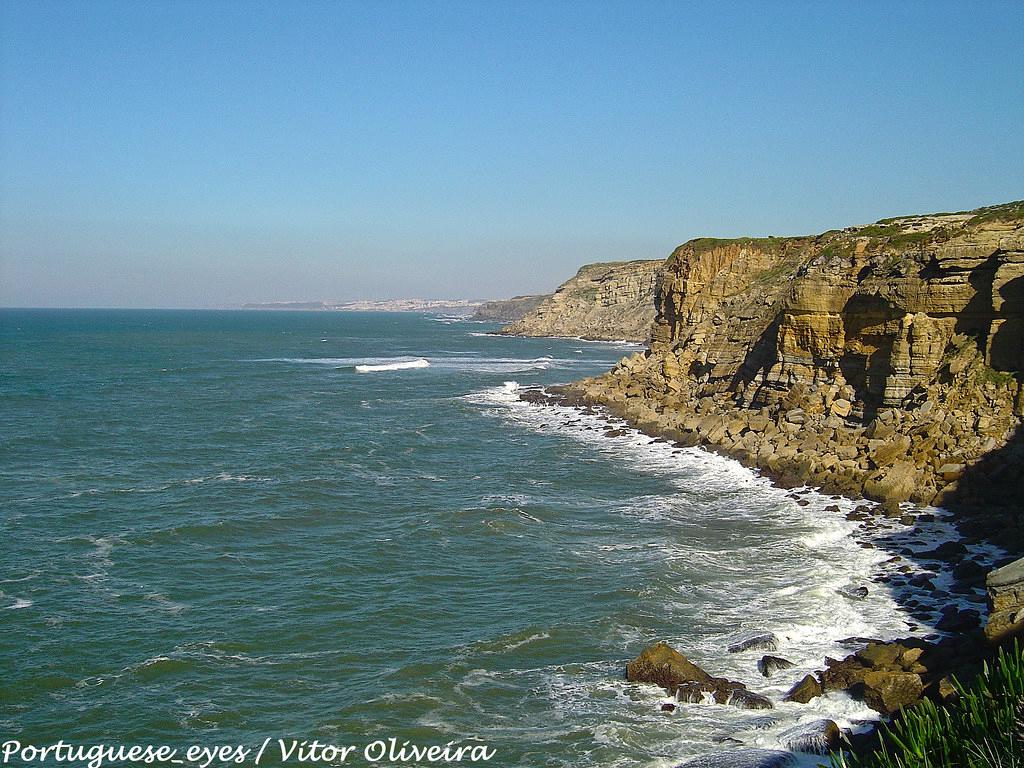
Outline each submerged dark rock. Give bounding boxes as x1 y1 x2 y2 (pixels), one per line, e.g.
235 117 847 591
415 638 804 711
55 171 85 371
837 585 869 600
727 632 778 653
776 719 842 754
743 715 780 730
757 655 795 677
675 679 773 710
676 749 796 768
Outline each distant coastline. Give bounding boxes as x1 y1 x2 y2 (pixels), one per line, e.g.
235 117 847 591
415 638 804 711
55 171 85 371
239 299 484 313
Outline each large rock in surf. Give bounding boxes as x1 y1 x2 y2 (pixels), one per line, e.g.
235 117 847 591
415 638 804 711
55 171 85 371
862 670 925 714
627 642 773 710
727 632 778 653
626 642 712 691
783 674 822 704
675 680 773 710
758 655 795 677
776 719 842 754
676 749 796 768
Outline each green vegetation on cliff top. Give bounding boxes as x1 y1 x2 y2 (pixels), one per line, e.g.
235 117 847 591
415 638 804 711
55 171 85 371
686 235 807 256
682 201 1021 258
874 199 1024 226
967 199 1024 225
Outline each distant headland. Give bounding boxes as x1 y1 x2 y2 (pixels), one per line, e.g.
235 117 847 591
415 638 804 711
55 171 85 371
239 299 483 313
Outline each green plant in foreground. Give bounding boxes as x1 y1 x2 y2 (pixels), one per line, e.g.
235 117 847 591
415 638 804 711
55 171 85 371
828 642 1024 768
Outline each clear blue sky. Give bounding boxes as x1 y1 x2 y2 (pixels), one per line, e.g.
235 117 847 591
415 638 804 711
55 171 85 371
1 0 1022 308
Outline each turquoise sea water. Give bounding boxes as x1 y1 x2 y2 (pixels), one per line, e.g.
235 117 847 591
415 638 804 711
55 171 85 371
0 310 985 767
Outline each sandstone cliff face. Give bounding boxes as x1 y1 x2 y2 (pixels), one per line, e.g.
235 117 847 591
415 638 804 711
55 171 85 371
571 202 1024 523
501 260 663 342
471 295 550 323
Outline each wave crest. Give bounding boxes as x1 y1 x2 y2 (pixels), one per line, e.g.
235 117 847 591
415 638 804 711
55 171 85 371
355 358 431 373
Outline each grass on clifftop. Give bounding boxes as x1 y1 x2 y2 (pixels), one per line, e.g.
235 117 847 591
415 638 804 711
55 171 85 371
687 236 802 256
829 642 1024 768
968 200 1024 225
874 200 1024 226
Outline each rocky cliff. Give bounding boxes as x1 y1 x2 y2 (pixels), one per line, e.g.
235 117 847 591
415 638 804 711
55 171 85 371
471 294 549 322
501 259 664 342
566 201 1024 533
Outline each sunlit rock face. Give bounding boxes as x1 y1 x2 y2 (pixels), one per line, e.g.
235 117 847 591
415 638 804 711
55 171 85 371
569 202 1024 520
501 259 664 342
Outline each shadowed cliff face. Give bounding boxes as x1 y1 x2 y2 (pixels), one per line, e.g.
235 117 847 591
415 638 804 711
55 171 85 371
569 202 1024 515
500 259 664 342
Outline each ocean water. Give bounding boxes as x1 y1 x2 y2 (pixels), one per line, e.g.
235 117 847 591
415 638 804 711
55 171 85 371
0 310 1000 767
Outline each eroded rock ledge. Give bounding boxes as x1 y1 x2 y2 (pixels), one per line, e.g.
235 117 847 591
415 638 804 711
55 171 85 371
560 202 1024 537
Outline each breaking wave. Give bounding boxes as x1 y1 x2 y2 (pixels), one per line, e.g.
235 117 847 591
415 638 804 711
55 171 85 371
355 358 431 373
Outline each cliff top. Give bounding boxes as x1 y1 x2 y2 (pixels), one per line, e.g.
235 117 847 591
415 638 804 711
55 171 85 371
676 200 1024 255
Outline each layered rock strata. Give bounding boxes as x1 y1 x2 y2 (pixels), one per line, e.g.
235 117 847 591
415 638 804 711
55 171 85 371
501 259 664 342
563 202 1024 531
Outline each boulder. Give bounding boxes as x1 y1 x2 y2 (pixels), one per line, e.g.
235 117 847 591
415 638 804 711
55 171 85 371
921 541 968 560
837 585 869 600
676 678 774 710
936 608 980 632
863 460 918 505
758 655 796 677
626 642 712 692
856 642 903 668
870 435 912 467
937 463 965 481
783 674 822 704
727 632 779 653
937 675 959 704
776 719 842 754
830 399 852 418
729 689 774 710
676 749 796 768
985 557 1024 645
862 670 924 714
898 647 924 668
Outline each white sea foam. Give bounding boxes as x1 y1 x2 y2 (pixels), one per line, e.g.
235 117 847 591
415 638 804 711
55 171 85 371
505 631 551 650
185 473 272 484
464 381 1006 763
0 571 40 584
251 355 578 374
356 358 431 373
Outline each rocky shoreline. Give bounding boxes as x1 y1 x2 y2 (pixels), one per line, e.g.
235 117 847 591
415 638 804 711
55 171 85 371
518 384 1023 765
494 201 1023 764
556 204 1024 543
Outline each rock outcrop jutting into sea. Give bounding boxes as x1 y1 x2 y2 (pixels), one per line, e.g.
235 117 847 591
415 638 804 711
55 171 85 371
471 294 550 323
563 201 1024 535
500 259 664 342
